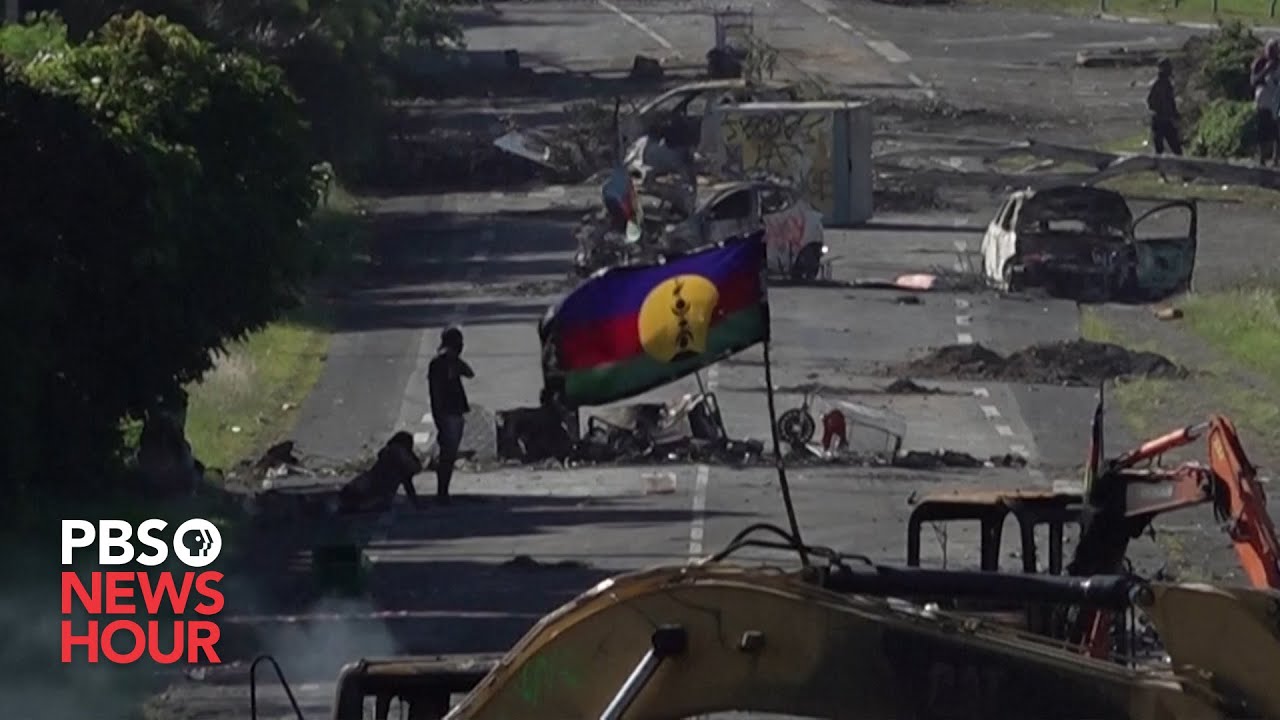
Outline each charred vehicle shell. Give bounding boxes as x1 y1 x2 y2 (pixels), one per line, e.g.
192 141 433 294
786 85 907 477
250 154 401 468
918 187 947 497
574 178 830 281
980 186 1197 302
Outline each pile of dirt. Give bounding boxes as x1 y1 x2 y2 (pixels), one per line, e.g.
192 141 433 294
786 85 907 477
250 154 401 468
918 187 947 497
896 340 1187 386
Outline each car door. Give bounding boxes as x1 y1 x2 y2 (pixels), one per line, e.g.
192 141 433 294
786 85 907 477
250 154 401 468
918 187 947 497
703 187 760 248
982 196 1019 286
1130 200 1197 298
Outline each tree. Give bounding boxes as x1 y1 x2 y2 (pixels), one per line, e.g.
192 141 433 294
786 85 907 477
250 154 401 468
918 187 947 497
0 13 320 498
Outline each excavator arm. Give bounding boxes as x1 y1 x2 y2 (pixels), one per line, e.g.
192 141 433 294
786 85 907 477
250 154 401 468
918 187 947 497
439 564 1229 720
1205 415 1280 589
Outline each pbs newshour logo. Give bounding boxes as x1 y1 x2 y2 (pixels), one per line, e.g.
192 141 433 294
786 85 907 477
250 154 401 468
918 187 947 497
61 518 226 665
62 518 223 567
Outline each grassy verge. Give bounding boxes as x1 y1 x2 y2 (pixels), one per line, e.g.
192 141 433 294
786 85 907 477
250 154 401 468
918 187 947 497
1099 132 1280 208
968 0 1280 24
1180 287 1280 385
185 185 371 471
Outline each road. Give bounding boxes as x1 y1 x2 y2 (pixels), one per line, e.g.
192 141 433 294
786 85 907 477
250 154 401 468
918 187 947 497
149 2 1212 718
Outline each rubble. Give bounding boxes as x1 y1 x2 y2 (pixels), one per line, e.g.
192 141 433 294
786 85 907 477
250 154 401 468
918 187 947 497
896 340 1188 386
884 378 942 394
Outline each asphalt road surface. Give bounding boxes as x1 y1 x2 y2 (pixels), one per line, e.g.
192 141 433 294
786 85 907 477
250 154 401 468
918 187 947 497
146 3 1228 718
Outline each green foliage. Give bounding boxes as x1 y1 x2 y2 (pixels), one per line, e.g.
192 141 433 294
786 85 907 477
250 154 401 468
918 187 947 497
391 0 465 49
0 11 69 63
1191 99 1257 158
1192 20 1261 102
0 13 318 496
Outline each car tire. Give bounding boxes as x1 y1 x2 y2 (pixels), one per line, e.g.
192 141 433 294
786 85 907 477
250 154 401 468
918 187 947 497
1001 259 1023 293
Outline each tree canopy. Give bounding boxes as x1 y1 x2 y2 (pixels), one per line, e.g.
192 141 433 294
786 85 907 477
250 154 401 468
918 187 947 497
1 12 320 494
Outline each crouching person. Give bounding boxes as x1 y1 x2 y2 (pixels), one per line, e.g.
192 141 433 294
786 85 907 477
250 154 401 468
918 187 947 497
337 431 424 514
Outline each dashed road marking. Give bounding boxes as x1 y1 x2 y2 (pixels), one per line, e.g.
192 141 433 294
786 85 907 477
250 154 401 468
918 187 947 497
689 364 718 558
957 332 974 345
867 39 911 64
973 387 990 398
995 424 1014 437
955 298 970 310
980 405 1001 419
596 0 678 55
956 315 972 327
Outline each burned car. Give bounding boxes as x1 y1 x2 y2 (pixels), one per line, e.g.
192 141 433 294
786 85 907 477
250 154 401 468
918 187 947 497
618 79 802 154
980 185 1196 302
574 178 830 281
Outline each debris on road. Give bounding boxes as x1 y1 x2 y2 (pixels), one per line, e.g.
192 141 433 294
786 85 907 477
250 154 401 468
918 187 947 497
894 449 1028 470
502 555 592 570
884 378 942 394
1154 306 1184 321
897 340 1187 386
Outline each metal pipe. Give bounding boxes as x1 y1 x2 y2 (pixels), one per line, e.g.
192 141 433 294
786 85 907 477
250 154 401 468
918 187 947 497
823 565 1139 609
599 626 687 720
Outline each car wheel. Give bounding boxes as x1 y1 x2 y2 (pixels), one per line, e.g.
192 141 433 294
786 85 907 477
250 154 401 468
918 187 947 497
1001 259 1023 293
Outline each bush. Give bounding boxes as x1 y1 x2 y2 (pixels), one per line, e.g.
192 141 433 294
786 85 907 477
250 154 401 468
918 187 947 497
0 13 319 499
1191 99 1257 158
1192 20 1261 102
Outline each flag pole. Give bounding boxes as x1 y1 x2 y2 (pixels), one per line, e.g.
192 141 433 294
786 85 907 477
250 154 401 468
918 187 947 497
762 340 809 567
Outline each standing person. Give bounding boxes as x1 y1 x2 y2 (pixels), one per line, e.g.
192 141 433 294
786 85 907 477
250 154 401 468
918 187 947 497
428 326 473 504
1252 38 1280 166
1146 57 1183 159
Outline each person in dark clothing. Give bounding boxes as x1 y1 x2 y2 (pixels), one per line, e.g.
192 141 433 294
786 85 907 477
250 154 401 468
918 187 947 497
337 431 423 514
428 326 473 503
1146 58 1183 158
1251 39 1280 166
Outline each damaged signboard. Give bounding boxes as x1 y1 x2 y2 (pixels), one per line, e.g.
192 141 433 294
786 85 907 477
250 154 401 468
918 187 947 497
979 185 1197 302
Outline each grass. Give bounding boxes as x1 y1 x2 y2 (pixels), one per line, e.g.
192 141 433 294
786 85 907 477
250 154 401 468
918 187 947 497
968 0 1280 24
1097 131 1280 207
184 184 371 471
1181 287 1280 385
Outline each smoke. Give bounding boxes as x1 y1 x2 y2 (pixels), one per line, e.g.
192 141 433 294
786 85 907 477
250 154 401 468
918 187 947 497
0 550 160 720
249 595 399 681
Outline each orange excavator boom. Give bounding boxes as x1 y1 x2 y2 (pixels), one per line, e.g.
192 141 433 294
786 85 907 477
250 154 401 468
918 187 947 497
1205 415 1280 589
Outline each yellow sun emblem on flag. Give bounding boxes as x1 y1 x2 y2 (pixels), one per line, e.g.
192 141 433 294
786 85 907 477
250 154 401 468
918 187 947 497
638 274 720 363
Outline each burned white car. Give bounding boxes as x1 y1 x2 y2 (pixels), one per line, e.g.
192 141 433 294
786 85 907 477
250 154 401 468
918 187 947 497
618 79 802 154
575 179 830 281
980 186 1196 302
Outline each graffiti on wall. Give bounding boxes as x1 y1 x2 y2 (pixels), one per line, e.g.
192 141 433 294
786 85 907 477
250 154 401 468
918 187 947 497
719 110 834 218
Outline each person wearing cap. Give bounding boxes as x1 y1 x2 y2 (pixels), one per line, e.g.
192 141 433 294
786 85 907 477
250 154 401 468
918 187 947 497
428 326 474 504
1146 57 1183 159
1251 38 1280 166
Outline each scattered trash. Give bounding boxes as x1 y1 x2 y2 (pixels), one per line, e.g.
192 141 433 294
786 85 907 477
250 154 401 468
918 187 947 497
896 340 1187 386
502 555 592 570
884 378 941 394
1154 306 1184 321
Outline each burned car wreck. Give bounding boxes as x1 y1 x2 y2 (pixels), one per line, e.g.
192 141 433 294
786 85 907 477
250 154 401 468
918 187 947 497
980 185 1197 302
575 177 831 281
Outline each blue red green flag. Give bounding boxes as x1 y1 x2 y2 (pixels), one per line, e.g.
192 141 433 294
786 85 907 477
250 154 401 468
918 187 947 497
540 232 769 407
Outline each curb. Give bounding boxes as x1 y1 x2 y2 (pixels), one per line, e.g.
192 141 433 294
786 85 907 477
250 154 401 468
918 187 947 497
1098 12 1280 34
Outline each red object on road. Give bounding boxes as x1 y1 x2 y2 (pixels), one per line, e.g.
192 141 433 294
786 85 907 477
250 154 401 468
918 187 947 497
822 410 847 452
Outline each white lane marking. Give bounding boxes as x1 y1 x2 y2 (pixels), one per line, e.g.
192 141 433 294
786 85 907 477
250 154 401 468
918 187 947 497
932 31 1053 44
689 364 719 558
689 465 709 557
995 424 1015 437
980 405 1001 419
955 298 970 310
867 39 911 64
953 240 968 252
596 0 678 55
419 414 435 425
972 387 990 398
957 332 974 345
956 315 972 327
907 72 938 100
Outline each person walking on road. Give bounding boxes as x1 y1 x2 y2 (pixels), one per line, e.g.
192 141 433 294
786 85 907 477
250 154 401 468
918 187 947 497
428 326 473 504
1251 38 1280 166
1146 57 1183 159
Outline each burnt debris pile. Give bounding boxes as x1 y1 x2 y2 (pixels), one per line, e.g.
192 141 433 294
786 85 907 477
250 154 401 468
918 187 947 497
897 340 1187 386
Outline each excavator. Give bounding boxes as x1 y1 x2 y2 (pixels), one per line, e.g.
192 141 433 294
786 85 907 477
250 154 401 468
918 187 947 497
246 411 1280 720
904 409 1280 659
